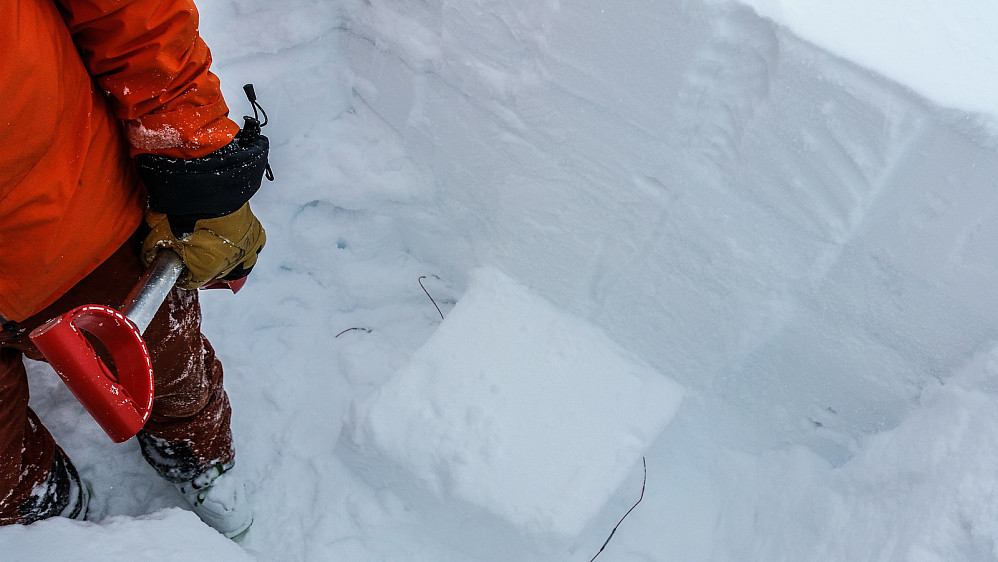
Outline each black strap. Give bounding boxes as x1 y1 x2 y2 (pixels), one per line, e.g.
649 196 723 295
1 315 24 339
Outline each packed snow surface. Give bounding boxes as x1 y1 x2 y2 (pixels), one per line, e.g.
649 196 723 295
6 0 998 561
2 509 253 561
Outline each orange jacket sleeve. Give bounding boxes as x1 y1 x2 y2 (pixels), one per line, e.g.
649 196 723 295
53 0 240 158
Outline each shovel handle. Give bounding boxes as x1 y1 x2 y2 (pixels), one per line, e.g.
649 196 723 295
121 250 184 334
30 305 155 443
28 249 259 443
27 250 182 443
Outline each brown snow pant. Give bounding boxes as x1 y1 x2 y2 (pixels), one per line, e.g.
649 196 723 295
0 231 234 524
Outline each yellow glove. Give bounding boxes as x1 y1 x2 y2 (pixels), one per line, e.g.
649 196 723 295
141 203 266 290
136 85 274 290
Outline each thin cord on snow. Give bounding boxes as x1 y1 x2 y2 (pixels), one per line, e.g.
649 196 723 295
335 327 372 338
419 276 444 320
590 457 647 562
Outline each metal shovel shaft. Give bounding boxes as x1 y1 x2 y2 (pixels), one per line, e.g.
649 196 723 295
121 250 184 333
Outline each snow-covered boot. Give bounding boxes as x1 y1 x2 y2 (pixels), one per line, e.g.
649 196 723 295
19 448 90 523
175 461 252 538
54 451 90 522
63 476 91 522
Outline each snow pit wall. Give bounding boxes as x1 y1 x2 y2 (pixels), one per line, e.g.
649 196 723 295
339 0 998 462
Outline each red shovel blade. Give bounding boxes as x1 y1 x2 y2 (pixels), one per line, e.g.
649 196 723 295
29 305 154 443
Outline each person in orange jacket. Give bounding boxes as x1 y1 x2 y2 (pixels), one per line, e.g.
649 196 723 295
0 0 268 538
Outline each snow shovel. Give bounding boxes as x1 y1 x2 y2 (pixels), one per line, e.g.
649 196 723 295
28 250 244 443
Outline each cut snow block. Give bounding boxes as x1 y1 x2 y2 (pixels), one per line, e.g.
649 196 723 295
340 267 683 557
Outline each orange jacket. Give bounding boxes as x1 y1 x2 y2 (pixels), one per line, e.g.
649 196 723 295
0 0 239 322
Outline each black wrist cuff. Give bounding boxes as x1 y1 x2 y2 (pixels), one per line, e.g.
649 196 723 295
137 133 270 218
